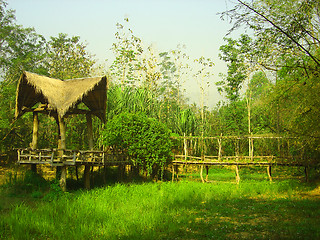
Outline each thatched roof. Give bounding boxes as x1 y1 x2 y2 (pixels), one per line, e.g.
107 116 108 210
15 72 107 121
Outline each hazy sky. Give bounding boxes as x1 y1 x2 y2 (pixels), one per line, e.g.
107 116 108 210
8 0 239 108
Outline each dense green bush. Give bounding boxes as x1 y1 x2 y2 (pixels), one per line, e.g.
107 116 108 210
99 112 173 178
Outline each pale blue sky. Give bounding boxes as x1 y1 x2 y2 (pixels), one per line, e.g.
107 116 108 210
8 0 239 108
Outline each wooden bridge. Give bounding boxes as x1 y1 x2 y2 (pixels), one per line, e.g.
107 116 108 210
171 155 313 183
170 135 317 183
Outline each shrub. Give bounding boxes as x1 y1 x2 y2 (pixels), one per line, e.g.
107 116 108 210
99 112 173 178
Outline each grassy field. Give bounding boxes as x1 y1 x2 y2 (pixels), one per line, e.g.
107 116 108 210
0 166 320 239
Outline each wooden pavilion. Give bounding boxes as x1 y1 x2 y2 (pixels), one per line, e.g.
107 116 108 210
15 71 108 190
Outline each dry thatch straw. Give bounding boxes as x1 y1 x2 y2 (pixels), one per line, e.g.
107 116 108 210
15 71 107 121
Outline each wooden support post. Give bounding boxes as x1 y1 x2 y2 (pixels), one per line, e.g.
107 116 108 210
200 132 205 183
172 164 175 182
205 166 209 182
250 137 254 161
267 165 272 181
84 165 91 189
84 113 94 189
304 166 309 182
58 115 67 192
174 164 179 180
218 134 222 161
31 112 39 173
86 113 94 150
31 112 39 149
235 165 240 184
103 165 107 184
235 139 240 184
55 116 62 179
183 133 187 162
75 166 79 181
200 165 205 183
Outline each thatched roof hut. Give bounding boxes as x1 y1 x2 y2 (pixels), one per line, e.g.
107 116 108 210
15 71 107 121
15 71 108 191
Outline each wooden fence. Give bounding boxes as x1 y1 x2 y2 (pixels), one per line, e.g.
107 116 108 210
17 148 130 167
171 135 315 182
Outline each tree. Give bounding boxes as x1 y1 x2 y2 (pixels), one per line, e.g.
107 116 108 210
246 71 273 134
0 0 47 154
46 33 96 80
220 0 320 162
216 34 251 102
193 57 214 137
221 0 320 72
110 18 143 88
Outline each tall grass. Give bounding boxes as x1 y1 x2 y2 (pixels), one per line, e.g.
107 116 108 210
1 179 320 239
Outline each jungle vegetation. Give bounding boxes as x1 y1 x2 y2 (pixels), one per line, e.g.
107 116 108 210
0 0 319 165
1 1 320 239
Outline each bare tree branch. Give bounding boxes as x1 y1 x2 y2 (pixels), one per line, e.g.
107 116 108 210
238 0 320 67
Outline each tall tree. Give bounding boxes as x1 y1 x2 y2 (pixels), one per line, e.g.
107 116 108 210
220 0 320 161
221 0 320 72
0 0 47 153
216 34 251 102
110 18 143 88
46 33 96 80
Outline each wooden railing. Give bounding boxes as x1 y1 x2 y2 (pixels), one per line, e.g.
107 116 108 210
17 148 130 166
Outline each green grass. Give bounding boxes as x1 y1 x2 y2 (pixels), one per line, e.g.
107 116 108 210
1 176 320 239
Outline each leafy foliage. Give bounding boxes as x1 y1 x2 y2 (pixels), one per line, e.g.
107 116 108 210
217 34 251 102
100 112 173 178
46 33 96 80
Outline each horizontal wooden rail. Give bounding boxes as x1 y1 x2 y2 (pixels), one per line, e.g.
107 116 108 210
172 160 306 167
171 135 296 140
